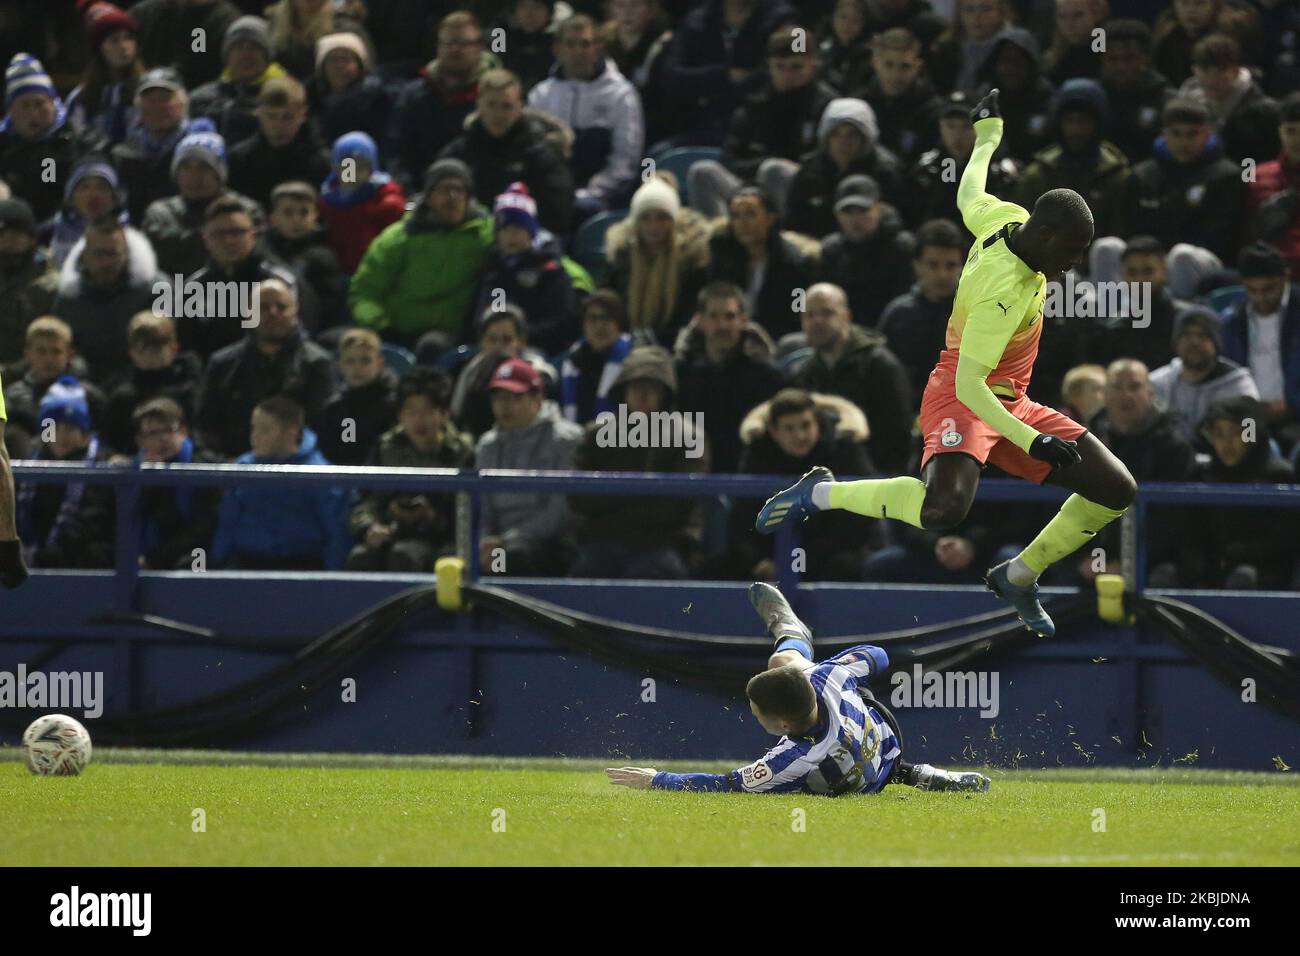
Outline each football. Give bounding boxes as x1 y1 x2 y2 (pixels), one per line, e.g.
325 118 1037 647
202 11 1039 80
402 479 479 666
22 714 93 776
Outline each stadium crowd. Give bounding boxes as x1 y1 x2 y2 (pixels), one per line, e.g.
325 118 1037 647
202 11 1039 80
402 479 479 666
1 0 1298 588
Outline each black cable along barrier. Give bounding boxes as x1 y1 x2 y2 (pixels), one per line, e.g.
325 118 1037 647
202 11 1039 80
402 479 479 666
4 581 1298 746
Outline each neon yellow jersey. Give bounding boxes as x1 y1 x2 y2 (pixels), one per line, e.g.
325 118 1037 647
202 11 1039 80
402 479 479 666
0 369 6 422
940 117 1048 399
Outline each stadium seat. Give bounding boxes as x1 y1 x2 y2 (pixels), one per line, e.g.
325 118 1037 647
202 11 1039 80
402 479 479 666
652 146 723 205
381 342 418 378
571 209 629 281
1207 284 1246 316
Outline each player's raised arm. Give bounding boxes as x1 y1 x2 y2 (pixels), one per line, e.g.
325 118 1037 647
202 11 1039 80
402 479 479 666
957 90 1006 235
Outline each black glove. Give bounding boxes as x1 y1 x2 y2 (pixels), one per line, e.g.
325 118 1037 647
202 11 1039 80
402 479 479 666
0 539 29 589
1028 433 1082 470
971 88 1000 123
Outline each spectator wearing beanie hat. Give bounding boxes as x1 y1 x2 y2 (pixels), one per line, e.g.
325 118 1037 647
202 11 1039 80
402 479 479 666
130 0 241 89
318 130 407 275
602 176 711 347
781 97 905 241
189 15 291 145
309 31 390 147
557 289 634 425
473 182 577 355
1219 241 1300 453
141 121 262 278
45 155 126 268
1149 306 1261 445
0 53 86 224
15 374 115 569
263 0 371 82
350 157 495 352
0 197 61 368
66 2 144 148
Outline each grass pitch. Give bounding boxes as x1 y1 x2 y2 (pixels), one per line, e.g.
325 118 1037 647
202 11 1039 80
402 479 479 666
2 749 1297 866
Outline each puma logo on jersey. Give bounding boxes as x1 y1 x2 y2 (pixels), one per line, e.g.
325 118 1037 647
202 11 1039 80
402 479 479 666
997 302 1009 315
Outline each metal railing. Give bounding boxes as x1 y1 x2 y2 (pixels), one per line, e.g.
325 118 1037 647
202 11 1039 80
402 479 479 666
11 460 1300 607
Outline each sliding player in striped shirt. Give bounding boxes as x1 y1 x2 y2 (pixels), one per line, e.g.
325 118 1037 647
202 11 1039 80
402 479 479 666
606 583 990 795
756 89 1137 638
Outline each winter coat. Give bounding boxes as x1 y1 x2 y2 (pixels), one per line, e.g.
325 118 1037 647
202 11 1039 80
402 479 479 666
1149 356 1261 443
110 119 192 222
793 323 915 475
879 286 955 401
134 436 223 570
602 207 711 347
819 208 917 326
130 0 241 88
348 204 495 346
1220 286 1300 419
317 176 408 275
0 114 87 222
178 254 308 359
309 72 391 150
210 427 352 569
473 231 577 355
438 112 576 234
264 227 350 328
783 147 906 241
15 435 115 569
0 250 60 366
226 123 332 210
673 323 784 472
197 331 338 458
52 227 165 382
189 62 292 144
141 190 264 278
101 350 204 455
527 58 644 205
349 421 476 547
706 221 821 341
723 79 841 180
311 367 400 467
1248 157 1300 280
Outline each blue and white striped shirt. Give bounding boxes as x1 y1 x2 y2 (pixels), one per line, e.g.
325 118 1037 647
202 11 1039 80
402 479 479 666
652 644 902 796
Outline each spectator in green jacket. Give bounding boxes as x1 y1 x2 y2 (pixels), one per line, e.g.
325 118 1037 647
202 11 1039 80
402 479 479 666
349 157 494 357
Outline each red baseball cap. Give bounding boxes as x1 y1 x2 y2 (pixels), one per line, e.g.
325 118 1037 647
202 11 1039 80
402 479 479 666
489 357 543 394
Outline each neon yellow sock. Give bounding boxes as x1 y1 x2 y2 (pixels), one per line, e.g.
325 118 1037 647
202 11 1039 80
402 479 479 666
827 477 926 528
1018 494 1127 573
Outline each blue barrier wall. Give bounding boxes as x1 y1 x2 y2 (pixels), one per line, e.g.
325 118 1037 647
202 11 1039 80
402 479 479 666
1 464 1296 771
1 573 1296 771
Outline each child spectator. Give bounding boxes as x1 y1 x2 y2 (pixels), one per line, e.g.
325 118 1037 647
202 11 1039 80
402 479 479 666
602 176 710 348
450 305 558 439
210 393 351 570
558 290 633 425
819 175 915 327
346 368 474 572
45 155 125 268
1059 364 1107 424
318 131 407 276
265 180 348 328
15 375 115 569
2 317 108 459
227 75 331 210
475 182 576 355
102 311 202 455
312 327 399 467
128 396 221 570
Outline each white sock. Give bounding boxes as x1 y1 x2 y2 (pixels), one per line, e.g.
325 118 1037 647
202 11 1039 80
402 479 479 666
1006 556 1039 587
810 482 833 510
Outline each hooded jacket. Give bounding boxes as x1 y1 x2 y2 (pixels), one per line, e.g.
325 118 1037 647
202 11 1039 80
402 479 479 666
527 58 645 205
54 227 164 381
210 427 352 569
1150 349 1261 445
569 345 708 549
1126 132 1247 261
348 197 495 346
973 29 1054 164
475 400 584 552
1017 78 1130 239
